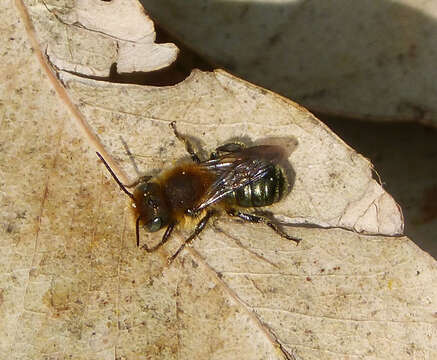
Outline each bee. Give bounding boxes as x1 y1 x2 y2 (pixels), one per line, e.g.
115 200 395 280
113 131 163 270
97 122 300 263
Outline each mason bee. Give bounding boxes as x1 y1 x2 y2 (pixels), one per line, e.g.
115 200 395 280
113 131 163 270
97 122 300 263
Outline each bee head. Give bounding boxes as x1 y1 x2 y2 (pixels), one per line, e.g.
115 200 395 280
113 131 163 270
132 181 169 232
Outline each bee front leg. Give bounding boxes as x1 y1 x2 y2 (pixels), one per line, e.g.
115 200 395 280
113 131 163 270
140 222 176 252
168 210 216 264
169 121 201 163
226 209 301 244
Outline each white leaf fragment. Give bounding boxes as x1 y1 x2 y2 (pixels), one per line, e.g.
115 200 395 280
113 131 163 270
36 0 178 75
338 179 404 234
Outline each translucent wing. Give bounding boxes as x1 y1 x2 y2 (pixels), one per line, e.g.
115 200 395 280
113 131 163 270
194 145 285 211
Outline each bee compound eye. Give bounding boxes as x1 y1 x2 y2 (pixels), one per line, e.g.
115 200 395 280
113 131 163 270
146 217 162 232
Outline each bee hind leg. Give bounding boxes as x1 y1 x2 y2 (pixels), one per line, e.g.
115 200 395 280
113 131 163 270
168 210 216 264
226 209 301 245
169 121 201 163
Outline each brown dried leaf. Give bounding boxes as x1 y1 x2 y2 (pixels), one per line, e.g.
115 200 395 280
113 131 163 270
0 1 435 360
141 0 437 126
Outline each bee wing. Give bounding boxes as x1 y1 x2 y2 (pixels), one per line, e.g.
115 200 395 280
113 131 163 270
194 148 278 211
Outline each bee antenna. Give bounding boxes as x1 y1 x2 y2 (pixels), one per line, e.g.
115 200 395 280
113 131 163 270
136 216 141 247
96 152 134 199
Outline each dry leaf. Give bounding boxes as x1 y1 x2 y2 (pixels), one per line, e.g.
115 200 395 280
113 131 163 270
141 0 437 126
0 1 435 359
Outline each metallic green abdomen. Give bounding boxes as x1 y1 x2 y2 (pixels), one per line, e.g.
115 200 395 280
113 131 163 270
227 164 286 208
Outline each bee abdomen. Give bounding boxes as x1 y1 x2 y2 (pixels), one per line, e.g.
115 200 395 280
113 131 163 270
230 164 286 208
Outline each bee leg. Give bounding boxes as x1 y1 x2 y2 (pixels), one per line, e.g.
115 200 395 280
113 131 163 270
169 121 201 163
168 210 215 264
140 222 176 252
209 143 246 159
216 143 246 153
226 209 301 244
